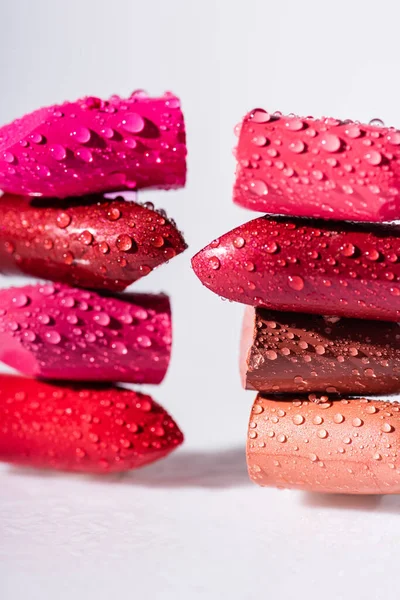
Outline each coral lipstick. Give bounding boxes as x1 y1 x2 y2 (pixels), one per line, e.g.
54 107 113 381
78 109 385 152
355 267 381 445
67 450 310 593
247 394 400 494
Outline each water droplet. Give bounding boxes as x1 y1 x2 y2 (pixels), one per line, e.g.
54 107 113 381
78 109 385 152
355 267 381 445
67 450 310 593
30 133 43 144
150 236 164 248
288 275 304 291
340 243 356 257
265 241 279 254
315 345 325 355
45 331 61 345
293 414 304 425
121 113 145 133
137 335 152 348
277 434 287 443
75 148 93 162
79 230 93 245
67 314 78 325
381 423 393 433
265 350 277 360
98 242 110 254
3 152 15 163
139 265 151 276
12 293 29 308
250 109 270 123
93 313 110 327
209 256 221 270
23 331 36 342
387 131 400 145
342 184 354 195
57 213 71 228
60 296 75 308
101 127 114 139
286 118 304 131
107 207 121 221
320 133 341 152
373 452 382 460
313 416 323 425
249 179 268 196
289 140 305 153
43 239 54 250
244 261 255 272
345 125 361 138
70 126 91 143
309 453 318 462
252 135 267 147
39 285 55 296
352 417 363 427
334 413 344 424
63 251 74 265
369 118 384 127
364 150 382 165
233 236 245 249
49 144 67 161
365 248 379 261
112 342 128 355
38 314 51 325
312 170 324 181
116 234 133 251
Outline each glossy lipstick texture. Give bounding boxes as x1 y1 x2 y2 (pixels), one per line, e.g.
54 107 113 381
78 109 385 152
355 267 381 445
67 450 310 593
192 216 400 321
247 394 400 494
235 110 400 222
0 284 172 384
0 194 186 291
241 307 400 395
0 91 186 198
0 374 183 473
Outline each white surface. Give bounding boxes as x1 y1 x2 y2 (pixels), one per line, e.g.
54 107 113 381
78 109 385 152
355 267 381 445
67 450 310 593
1 0 400 598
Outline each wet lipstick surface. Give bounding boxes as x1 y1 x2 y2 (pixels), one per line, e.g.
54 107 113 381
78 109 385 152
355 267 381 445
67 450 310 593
0 92 186 198
235 110 400 222
0 194 186 291
192 216 400 321
0 284 172 384
247 394 400 494
0 89 186 476
241 307 400 395
0 374 183 474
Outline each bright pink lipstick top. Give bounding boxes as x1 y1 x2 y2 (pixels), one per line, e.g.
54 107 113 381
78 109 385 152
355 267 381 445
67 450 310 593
0 91 186 198
234 110 400 222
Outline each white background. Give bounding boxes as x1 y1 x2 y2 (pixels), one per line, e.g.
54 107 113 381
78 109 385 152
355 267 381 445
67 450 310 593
1 1 400 598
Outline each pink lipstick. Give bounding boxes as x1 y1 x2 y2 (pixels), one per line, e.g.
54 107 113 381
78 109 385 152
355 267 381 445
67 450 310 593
0 91 186 198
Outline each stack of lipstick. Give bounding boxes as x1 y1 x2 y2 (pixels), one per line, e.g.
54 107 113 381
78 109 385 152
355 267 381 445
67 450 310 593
193 109 400 494
0 91 187 474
